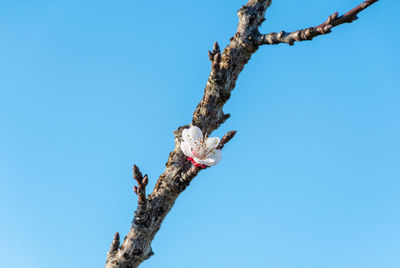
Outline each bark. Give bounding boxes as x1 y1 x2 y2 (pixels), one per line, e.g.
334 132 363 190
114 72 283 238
256 0 378 46
105 1 378 267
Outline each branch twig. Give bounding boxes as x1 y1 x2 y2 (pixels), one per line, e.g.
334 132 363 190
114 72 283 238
208 42 222 81
133 165 149 225
107 232 120 259
217 131 237 150
256 0 378 46
105 0 377 267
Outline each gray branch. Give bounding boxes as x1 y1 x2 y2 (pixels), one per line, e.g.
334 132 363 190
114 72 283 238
105 0 377 267
256 0 378 46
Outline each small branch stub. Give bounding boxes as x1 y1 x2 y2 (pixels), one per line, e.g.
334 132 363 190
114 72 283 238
133 164 149 225
107 232 120 258
216 130 237 150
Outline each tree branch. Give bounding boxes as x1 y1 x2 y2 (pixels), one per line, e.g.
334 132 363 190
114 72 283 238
105 0 376 267
132 165 149 226
216 131 237 150
256 0 378 46
107 232 120 260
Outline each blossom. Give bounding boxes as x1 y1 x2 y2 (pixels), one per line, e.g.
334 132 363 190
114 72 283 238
180 126 222 168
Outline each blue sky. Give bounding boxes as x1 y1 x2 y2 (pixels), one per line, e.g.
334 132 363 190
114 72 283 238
0 0 399 267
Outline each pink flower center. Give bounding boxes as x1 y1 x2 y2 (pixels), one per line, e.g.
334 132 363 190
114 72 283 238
191 137 213 160
187 157 207 169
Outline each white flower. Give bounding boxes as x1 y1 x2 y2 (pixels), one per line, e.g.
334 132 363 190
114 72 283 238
180 126 222 167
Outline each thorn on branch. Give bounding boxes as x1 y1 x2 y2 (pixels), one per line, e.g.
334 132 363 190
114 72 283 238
217 130 237 150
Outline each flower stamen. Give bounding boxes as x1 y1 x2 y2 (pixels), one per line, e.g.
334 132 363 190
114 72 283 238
180 126 222 167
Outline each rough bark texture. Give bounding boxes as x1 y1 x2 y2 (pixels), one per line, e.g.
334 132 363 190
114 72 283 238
256 0 378 46
105 1 378 267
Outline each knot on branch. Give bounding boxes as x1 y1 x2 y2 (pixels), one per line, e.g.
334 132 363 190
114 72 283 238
131 247 155 262
299 28 314 41
208 41 222 80
133 164 150 226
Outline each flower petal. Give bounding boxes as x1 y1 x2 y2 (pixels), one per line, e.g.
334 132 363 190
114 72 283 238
206 137 220 150
182 128 190 142
180 141 193 158
208 149 222 165
187 126 203 141
193 149 222 166
183 125 204 149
